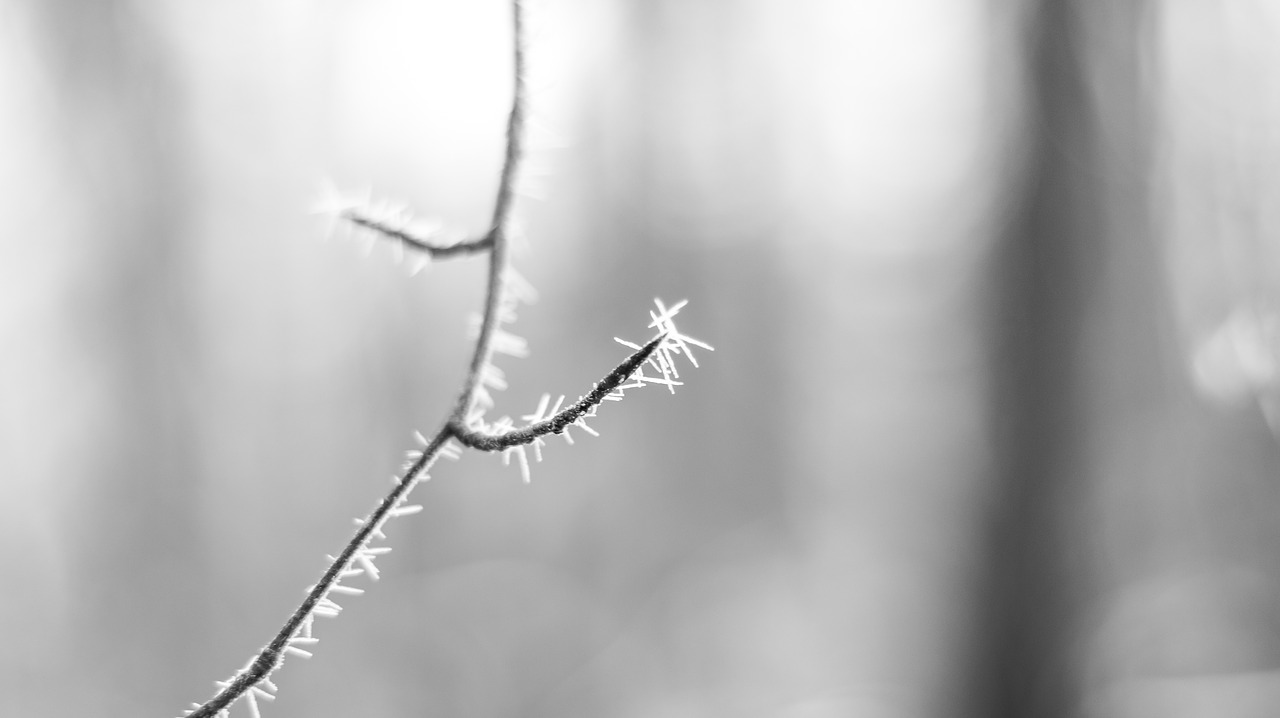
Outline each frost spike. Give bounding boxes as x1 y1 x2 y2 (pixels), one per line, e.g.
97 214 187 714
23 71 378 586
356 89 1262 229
355 552 380 581
250 685 275 702
515 445 531 483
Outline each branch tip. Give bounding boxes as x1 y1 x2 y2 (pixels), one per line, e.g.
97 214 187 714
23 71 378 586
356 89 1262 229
447 329 666 454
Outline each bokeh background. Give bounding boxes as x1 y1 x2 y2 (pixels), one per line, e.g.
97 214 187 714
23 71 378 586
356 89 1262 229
4 1 1280 716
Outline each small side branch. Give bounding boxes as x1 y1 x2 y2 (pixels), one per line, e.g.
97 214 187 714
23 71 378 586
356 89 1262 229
343 211 494 258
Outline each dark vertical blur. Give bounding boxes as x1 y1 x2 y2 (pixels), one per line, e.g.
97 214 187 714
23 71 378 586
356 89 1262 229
965 2 1154 716
19 0 202 713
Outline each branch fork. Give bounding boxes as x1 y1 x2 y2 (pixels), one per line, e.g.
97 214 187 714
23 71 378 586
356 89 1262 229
179 2 710 716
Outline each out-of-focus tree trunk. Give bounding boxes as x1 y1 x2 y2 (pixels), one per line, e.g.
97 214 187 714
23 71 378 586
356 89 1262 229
29 1 203 712
965 2 1156 716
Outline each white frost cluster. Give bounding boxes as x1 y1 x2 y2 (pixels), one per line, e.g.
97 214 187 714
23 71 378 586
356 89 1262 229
616 298 714 394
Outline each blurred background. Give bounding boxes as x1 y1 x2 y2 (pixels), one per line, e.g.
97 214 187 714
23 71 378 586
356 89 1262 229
4 1 1280 716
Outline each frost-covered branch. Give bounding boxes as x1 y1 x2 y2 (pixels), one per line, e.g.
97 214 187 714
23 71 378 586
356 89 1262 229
450 332 666 453
449 306 715 479
178 2 710 716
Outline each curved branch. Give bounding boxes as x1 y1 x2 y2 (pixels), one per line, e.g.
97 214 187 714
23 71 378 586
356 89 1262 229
183 3 528 717
449 333 665 451
451 0 528 424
